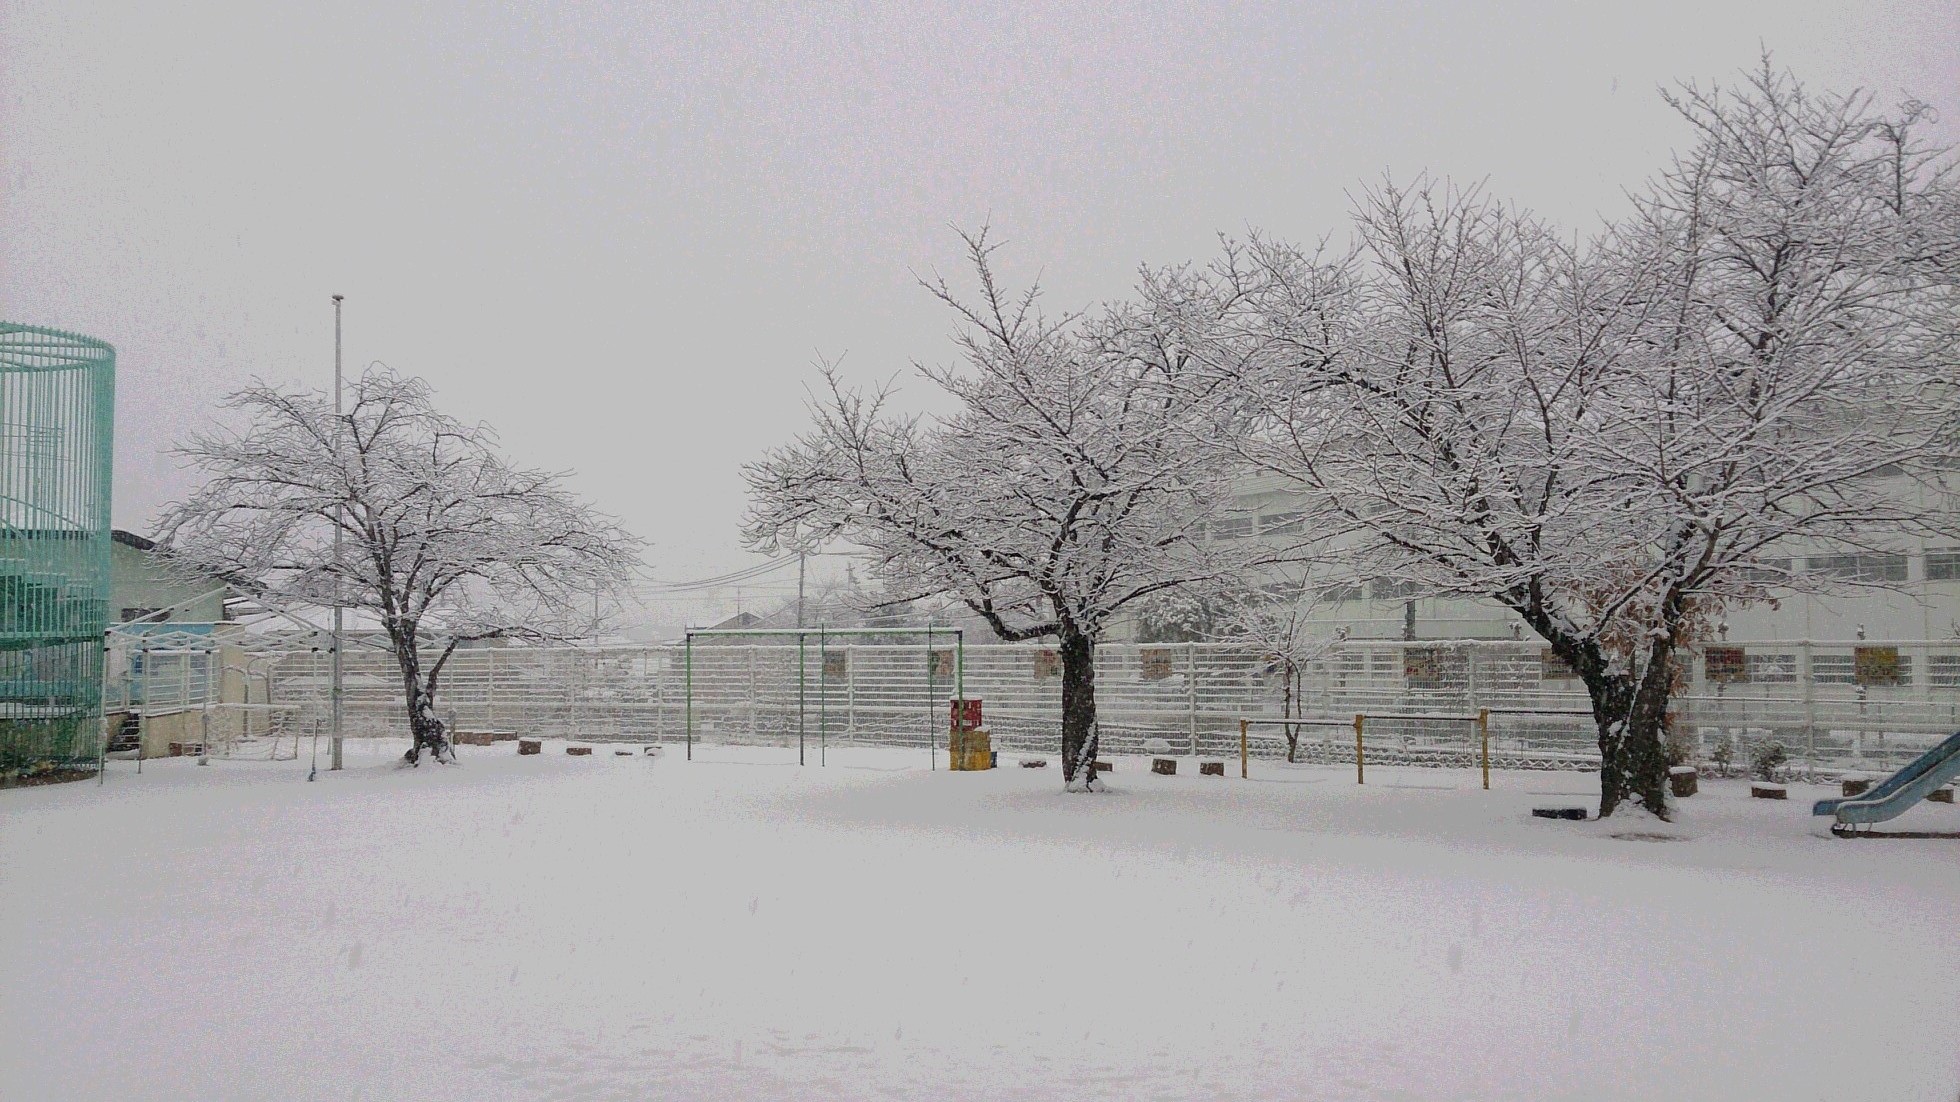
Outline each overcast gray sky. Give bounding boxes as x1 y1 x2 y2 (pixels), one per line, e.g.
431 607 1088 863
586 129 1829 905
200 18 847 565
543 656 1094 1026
4 1 1955 600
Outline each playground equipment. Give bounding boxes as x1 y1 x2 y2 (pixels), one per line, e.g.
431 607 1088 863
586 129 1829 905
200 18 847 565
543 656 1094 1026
1812 730 1960 835
0 323 114 782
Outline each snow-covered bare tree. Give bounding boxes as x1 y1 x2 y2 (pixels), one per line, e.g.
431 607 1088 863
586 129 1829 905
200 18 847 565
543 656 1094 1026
1207 575 1334 762
1207 63 1959 818
744 230 1255 788
158 368 641 764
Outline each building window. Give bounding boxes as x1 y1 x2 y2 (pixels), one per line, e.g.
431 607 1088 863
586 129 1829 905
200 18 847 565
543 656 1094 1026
1744 653 1798 683
1213 515 1255 540
1736 559 1792 584
1806 552 1908 582
1927 549 1960 582
1371 577 1422 600
1316 582 1363 603
1261 510 1304 535
1810 654 1856 684
1929 655 1960 688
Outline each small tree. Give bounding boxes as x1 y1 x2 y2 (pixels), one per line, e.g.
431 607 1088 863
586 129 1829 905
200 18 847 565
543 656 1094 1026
744 230 1254 788
160 368 640 764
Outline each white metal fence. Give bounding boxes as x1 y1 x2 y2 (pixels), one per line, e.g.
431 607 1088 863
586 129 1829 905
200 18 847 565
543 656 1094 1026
246 639 1960 776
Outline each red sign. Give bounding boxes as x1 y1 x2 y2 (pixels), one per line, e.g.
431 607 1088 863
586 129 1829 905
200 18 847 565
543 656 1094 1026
949 698 982 732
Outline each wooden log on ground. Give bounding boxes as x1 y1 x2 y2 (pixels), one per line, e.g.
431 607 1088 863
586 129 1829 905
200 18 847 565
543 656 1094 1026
1531 807 1589 821
1668 766 1698 798
1928 786 1954 804
517 739 541 755
1018 758 1047 768
566 746 592 756
1750 782 1787 800
1151 758 1177 776
1840 773 1872 798
1199 761 1225 776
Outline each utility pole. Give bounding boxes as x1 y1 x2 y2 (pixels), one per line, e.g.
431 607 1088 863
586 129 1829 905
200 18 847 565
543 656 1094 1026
330 294 345 772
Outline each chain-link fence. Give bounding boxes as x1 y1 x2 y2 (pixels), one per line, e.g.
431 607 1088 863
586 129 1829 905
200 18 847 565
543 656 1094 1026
249 638 1960 777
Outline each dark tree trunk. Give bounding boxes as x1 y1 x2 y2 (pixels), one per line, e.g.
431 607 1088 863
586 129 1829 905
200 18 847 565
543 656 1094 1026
1057 624 1100 789
1514 585 1675 820
1283 660 1299 763
389 622 453 766
1568 646 1672 821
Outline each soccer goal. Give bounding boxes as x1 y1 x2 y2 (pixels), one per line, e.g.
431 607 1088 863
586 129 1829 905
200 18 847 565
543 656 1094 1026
681 626 965 767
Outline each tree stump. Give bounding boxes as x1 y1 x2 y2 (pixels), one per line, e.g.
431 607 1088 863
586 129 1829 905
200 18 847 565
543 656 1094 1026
1750 782 1787 800
1928 786 1954 804
1151 758 1177 776
566 746 593 756
1018 758 1047 768
1840 773 1872 798
1199 761 1225 777
1668 766 1698 798
517 739 541 755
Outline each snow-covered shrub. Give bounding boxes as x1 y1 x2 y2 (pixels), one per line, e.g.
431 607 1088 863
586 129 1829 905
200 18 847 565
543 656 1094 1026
1750 740 1788 783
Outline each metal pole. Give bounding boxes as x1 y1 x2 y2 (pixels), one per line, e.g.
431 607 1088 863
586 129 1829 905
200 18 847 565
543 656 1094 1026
927 626 936 770
1478 707 1490 790
819 628 827 766
684 633 693 761
1239 718 1248 779
330 294 345 772
1353 713 1365 784
1187 642 1198 758
797 631 806 766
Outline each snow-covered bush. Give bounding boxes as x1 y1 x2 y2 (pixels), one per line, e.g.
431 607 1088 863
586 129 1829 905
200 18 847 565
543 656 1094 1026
1750 740 1789 783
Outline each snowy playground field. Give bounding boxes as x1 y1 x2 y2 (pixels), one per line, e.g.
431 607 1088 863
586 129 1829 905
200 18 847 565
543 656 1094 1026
5 742 1958 1101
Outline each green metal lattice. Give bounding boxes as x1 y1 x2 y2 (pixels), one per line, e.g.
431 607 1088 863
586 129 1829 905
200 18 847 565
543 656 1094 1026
1 323 115 779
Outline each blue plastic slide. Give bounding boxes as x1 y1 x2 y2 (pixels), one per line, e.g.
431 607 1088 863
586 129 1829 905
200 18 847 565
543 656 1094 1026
1812 730 1960 830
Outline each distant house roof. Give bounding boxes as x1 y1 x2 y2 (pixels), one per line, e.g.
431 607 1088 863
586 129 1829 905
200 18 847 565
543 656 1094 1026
112 529 157 551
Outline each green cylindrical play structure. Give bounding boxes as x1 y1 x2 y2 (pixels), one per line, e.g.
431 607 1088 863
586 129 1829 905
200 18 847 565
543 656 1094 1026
1 323 115 781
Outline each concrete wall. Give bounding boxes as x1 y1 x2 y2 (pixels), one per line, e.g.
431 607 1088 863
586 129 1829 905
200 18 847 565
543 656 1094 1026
110 538 226 623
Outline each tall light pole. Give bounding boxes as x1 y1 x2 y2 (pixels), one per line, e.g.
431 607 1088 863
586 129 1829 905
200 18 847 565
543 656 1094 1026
330 294 345 771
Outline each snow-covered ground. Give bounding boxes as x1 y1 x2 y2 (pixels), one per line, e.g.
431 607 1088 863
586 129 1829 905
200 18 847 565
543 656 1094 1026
5 740 1958 1101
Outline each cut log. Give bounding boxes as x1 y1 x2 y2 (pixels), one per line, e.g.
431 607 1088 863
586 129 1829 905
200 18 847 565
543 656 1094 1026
1841 775 1872 798
1668 766 1698 798
1018 758 1048 768
1199 761 1225 777
1750 782 1787 800
1151 758 1177 776
1532 807 1589 821
1928 786 1954 805
614 749 633 756
1091 760 1112 772
566 746 593 756
517 739 541 755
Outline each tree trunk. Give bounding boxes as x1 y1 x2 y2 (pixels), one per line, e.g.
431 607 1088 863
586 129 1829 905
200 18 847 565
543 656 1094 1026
1058 624 1100 790
389 623 453 766
1283 660 1298 763
1577 656 1671 821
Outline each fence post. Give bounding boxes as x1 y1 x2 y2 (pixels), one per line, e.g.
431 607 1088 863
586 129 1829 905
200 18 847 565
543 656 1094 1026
1353 713 1365 784
1188 643 1199 758
1239 718 1248 779
1478 707 1490 790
